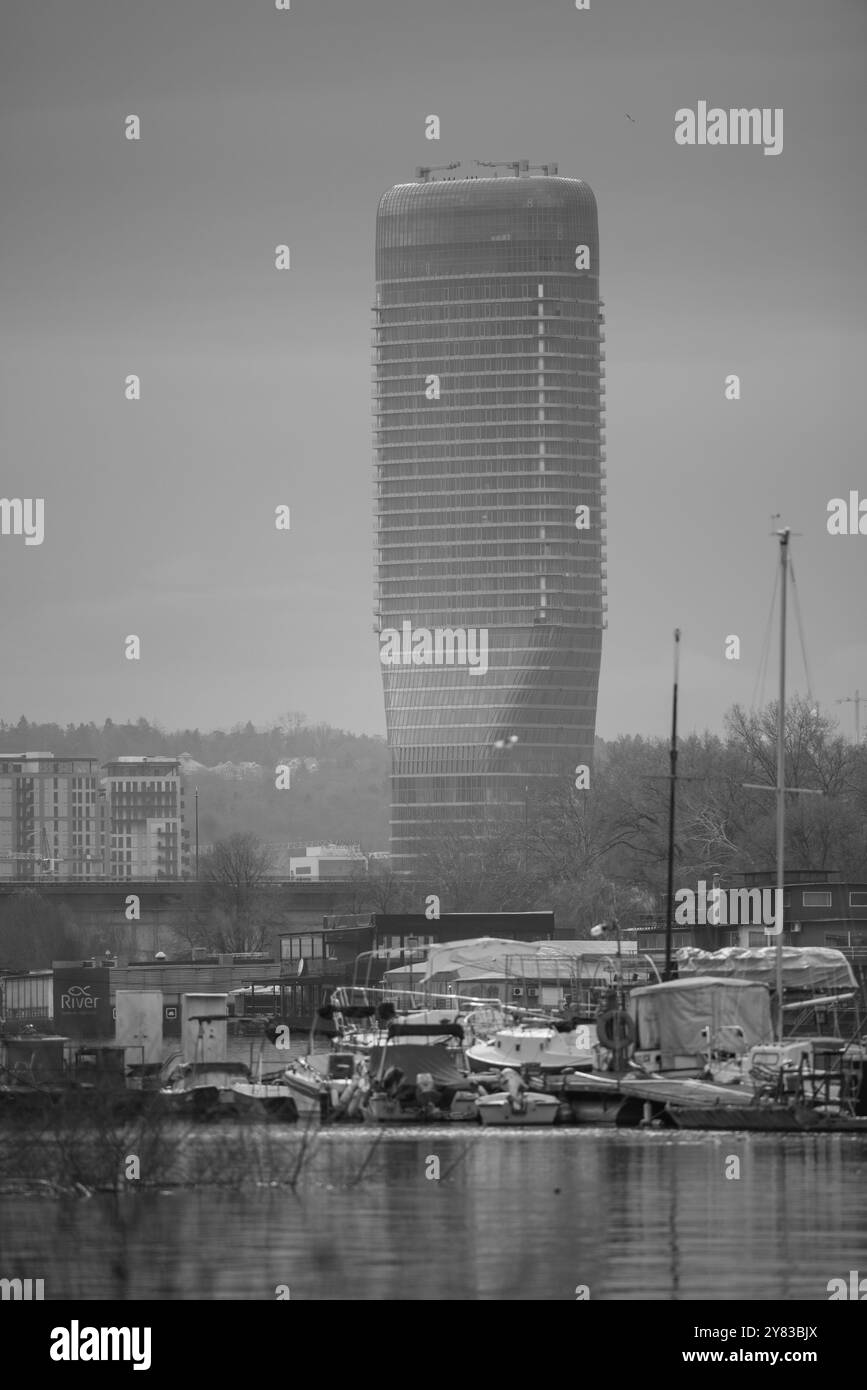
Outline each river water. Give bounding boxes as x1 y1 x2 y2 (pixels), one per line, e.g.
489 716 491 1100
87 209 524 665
2 1128 866 1300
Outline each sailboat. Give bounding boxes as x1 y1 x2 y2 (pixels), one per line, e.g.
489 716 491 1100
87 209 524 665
657 528 867 1131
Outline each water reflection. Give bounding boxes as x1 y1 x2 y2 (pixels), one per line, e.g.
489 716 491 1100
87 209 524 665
1 1131 866 1300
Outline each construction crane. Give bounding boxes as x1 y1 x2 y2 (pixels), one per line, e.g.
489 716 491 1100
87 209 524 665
836 690 867 742
415 162 461 181
0 826 97 875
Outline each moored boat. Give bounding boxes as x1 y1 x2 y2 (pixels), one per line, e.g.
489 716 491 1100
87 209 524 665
476 1092 560 1126
466 1021 595 1074
362 1022 480 1124
159 1061 298 1121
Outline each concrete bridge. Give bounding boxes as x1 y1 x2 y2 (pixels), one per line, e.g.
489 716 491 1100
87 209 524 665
0 878 379 957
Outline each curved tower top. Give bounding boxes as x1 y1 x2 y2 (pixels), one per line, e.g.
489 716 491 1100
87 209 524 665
376 175 600 283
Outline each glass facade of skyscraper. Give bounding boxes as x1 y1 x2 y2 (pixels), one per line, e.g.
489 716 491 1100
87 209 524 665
373 172 606 870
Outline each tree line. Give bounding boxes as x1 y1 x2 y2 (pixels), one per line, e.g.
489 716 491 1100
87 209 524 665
1 699 865 964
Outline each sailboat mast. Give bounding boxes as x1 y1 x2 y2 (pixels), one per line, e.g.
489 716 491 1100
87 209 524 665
775 529 790 1041
663 628 681 981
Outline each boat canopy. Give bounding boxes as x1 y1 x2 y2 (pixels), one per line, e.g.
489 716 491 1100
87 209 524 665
368 1042 468 1089
386 1021 464 1040
317 1003 375 1020
629 977 773 1063
675 947 856 992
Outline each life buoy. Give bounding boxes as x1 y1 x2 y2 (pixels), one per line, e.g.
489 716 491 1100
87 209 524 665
596 1008 635 1050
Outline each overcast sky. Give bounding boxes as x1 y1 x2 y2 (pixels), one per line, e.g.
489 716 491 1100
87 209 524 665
1 0 864 743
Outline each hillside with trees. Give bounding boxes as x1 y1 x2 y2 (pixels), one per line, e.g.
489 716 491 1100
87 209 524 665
0 712 391 851
2 701 866 956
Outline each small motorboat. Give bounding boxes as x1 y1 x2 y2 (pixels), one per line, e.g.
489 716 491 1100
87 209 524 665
476 1067 560 1126
476 1092 560 1127
283 1052 361 1119
159 1062 298 1121
362 1022 480 1124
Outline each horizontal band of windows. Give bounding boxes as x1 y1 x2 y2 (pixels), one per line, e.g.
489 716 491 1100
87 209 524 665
384 691 606 706
374 389 602 405
375 285 600 304
376 459 603 475
390 766 592 792
374 419 601 434
380 614 604 628
385 702 600 719
389 767 595 786
375 308 601 327
390 750 595 774
389 756 593 776
374 381 604 398
379 576 606 590
375 539 605 556
375 410 602 427
386 731 599 749
375 447 604 464
378 559 603 575
377 492 603 508
376 455 603 471
375 330 603 349
377 520 606 534
377 481 603 497
380 629 603 651
375 365 603 382
381 671 603 690
376 218 598 247
374 383 603 400
383 668 603 683
375 432 602 447
377 268 600 287
386 729 599 746
375 345 603 360
380 589 602 604
377 514 603 531
378 512 601 530
382 668 602 689
382 685 602 702
389 772 584 792
374 323 600 341
378 255 599 278
377 277 599 302
385 727 599 743
379 552 601 569
378 537 603 551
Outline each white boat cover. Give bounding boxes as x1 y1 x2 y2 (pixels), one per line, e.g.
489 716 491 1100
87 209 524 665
674 946 856 991
383 936 636 989
629 977 773 1064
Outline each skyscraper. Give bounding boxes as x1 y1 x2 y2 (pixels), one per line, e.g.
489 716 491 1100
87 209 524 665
373 164 606 872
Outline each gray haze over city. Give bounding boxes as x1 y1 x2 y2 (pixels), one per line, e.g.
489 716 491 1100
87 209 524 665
1 0 865 740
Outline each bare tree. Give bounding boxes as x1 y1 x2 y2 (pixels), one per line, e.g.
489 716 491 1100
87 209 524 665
190 833 278 953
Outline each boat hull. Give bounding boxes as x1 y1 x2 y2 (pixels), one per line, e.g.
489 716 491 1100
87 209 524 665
476 1094 560 1127
669 1105 867 1133
618 1076 752 1108
364 1091 479 1125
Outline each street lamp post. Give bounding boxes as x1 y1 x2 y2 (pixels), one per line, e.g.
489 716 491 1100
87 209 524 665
492 734 524 865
